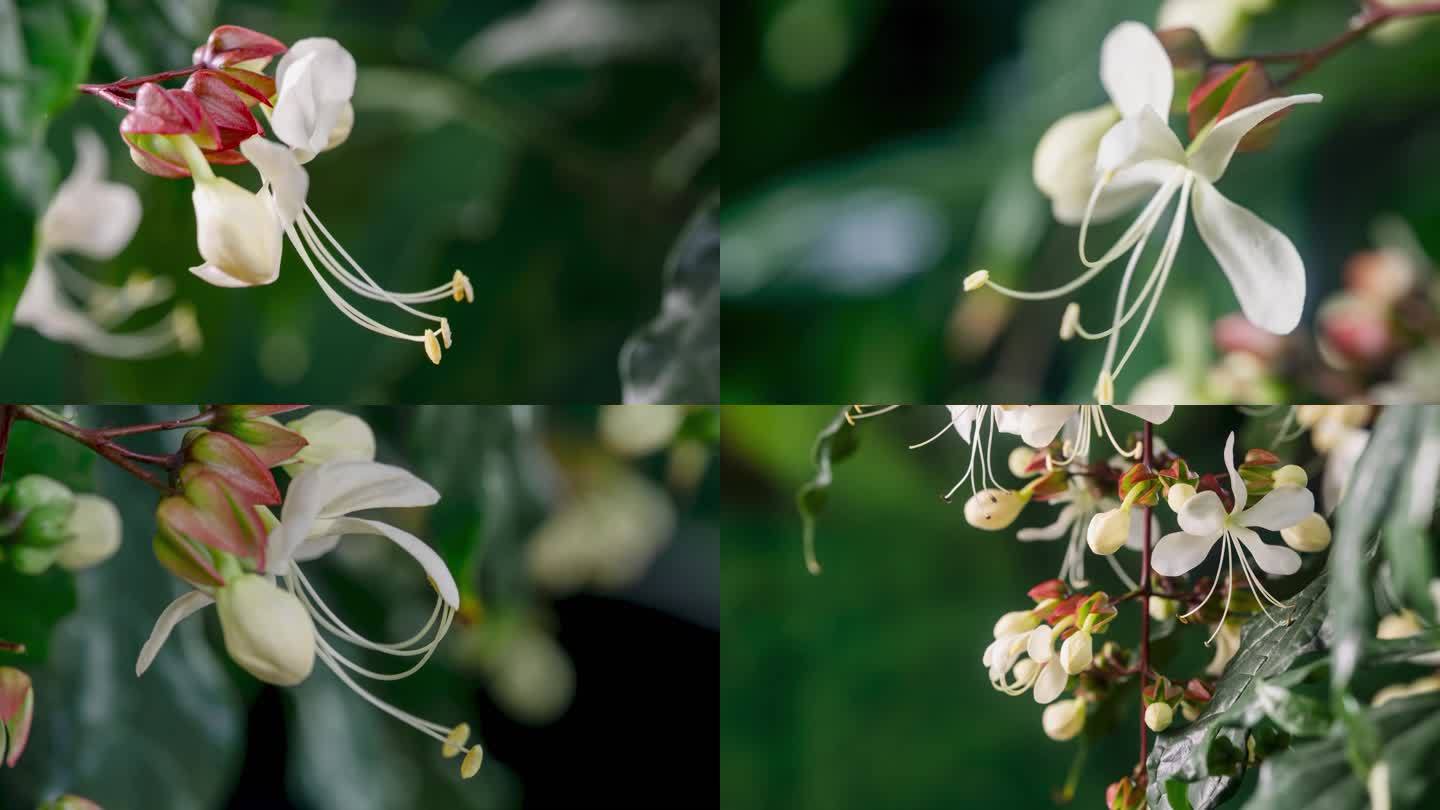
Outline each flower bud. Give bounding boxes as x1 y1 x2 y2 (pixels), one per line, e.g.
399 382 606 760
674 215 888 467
216 574 316 686
1042 698 1086 741
55 495 122 571
190 176 281 287
1377 610 1422 641
993 610 1039 639
598 405 683 457
1145 701 1174 732
1167 482 1197 512
1149 596 1177 621
3 474 74 514
963 489 1026 530
1008 446 1037 478
1086 508 1131 555
1280 512 1331 553
1272 464 1307 488
282 410 376 477
0 667 35 767
1033 105 1120 224
1060 630 1093 675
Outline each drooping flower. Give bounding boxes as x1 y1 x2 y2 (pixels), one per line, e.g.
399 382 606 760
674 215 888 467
969 22 1322 402
1152 432 1315 636
1017 477 1154 589
983 610 1070 704
16 131 200 357
137 460 483 778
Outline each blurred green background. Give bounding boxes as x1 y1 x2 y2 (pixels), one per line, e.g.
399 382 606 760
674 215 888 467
2 0 717 402
720 405 1310 809
722 0 1440 402
0 404 719 809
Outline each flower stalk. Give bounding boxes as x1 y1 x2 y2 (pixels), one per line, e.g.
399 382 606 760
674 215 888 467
1137 420 1154 779
1232 0 1440 85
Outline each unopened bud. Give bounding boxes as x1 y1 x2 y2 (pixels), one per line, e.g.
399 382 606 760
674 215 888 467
1272 464 1307 488
55 495 123 571
1167 482 1197 512
1280 512 1331 552
1042 698 1087 741
1086 508 1131 555
216 574 316 686
0 667 35 767
1009 446 1038 478
964 489 1026 530
1060 631 1093 675
993 610 1039 639
1149 596 1177 621
1145 701 1174 732
963 270 989 292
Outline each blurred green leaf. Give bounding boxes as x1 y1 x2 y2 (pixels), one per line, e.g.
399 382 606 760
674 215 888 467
1380 405 1440 620
0 0 104 351
620 198 718 404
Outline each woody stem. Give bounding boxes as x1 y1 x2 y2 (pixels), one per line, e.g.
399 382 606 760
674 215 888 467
14 406 177 494
1232 0 1440 86
1138 421 1155 780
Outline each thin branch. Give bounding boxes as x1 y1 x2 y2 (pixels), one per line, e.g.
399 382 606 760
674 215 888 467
14 407 175 494
1228 0 1440 86
0 405 16 483
1138 421 1155 776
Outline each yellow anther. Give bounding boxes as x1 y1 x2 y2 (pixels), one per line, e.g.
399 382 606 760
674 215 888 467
443 723 471 758
1059 302 1080 341
963 269 990 292
424 330 442 364
461 745 484 779
440 318 453 349
1094 371 1115 405
453 270 474 304
173 304 203 354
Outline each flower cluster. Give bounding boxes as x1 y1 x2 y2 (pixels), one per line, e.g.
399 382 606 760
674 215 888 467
84 25 473 363
965 21 1322 402
0 473 122 574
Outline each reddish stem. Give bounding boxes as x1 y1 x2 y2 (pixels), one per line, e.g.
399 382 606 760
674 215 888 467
1231 0 1440 86
78 64 205 111
0 405 15 483
1138 421 1155 775
96 410 214 439
14 407 176 494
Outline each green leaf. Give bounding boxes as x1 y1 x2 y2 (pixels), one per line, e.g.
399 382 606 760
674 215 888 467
0 0 105 351
1147 572 1331 810
1330 406 1421 696
1381 405 1440 620
619 198 718 404
795 407 862 576
1243 692 1440 810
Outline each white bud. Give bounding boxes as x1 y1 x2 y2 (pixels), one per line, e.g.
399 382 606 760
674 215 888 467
963 270 990 292
1181 701 1200 722
1042 698 1087 741
1086 508 1131 555
55 495 122 571
964 489 1025 530
598 405 684 457
1011 658 1039 684
283 409 376 477
1032 105 1119 221
190 177 282 287
993 610 1039 639
1167 482 1197 512
1008 446 1037 478
1060 630 1093 675
216 574 316 686
1281 512 1331 552
1273 464 1307 488
1149 596 1177 621
1145 702 1174 732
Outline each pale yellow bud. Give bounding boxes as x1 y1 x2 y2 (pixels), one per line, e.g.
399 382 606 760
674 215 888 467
1376 610 1422 641
993 610 1039 639
216 575 316 686
1042 698 1087 741
55 494 122 571
1008 446 1037 478
1145 702 1174 732
1060 631 1093 675
1281 512 1331 553
1167 483 1197 512
964 489 1025 530
1149 596 1177 621
1273 464 1307 488
1086 508 1130 555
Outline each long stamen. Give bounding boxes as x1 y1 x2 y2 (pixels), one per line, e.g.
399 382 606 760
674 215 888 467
293 566 446 653
297 212 450 322
1113 173 1195 378
1204 539 1235 645
1180 539 1228 620
303 205 471 306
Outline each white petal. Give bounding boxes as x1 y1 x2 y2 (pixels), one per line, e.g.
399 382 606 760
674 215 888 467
1124 508 1160 551
1221 431 1247 513
1231 526 1302 576
1100 22 1174 119
1177 490 1227 537
1032 658 1068 704
1191 179 1306 335
1113 405 1173 424
239 137 310 229
1238 485 1314 531
946 405 977 443
272 460 439 569
1020 406 1079 448
272 38 357 160
1152 530 1220 576
1027 625 1055 662
189 262 268 288
319 516 460 609
1018 505 1078 542
1187 94 1324 183
1097 106 1186 174
136 590 215 676
41 130 141 260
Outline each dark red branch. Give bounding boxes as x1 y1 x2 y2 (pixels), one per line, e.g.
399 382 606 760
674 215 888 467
1229 0 1440 86
1138 421 1155 775
14 407 176 494
78 64 206 111
0 405 15 483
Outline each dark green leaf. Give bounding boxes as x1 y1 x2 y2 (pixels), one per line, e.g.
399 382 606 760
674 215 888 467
1330 405 1421 696
0 0 105 351
1381 405 1440 620
795 407 863 576
619 199 718 404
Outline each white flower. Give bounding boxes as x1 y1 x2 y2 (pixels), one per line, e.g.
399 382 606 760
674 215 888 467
17 131 199 357
281 409 376 478
54 494 123 571
1153 432 1314 631
971 22 1321 401
1033 104 1121 224
910 405 1029 502
1018 478 1154 588
1042 698 1087 741
216 573 316 685
269 38 357 162
136 461 483 778
190 174 285 287
1006 404 1172 461
983 616 1070 704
